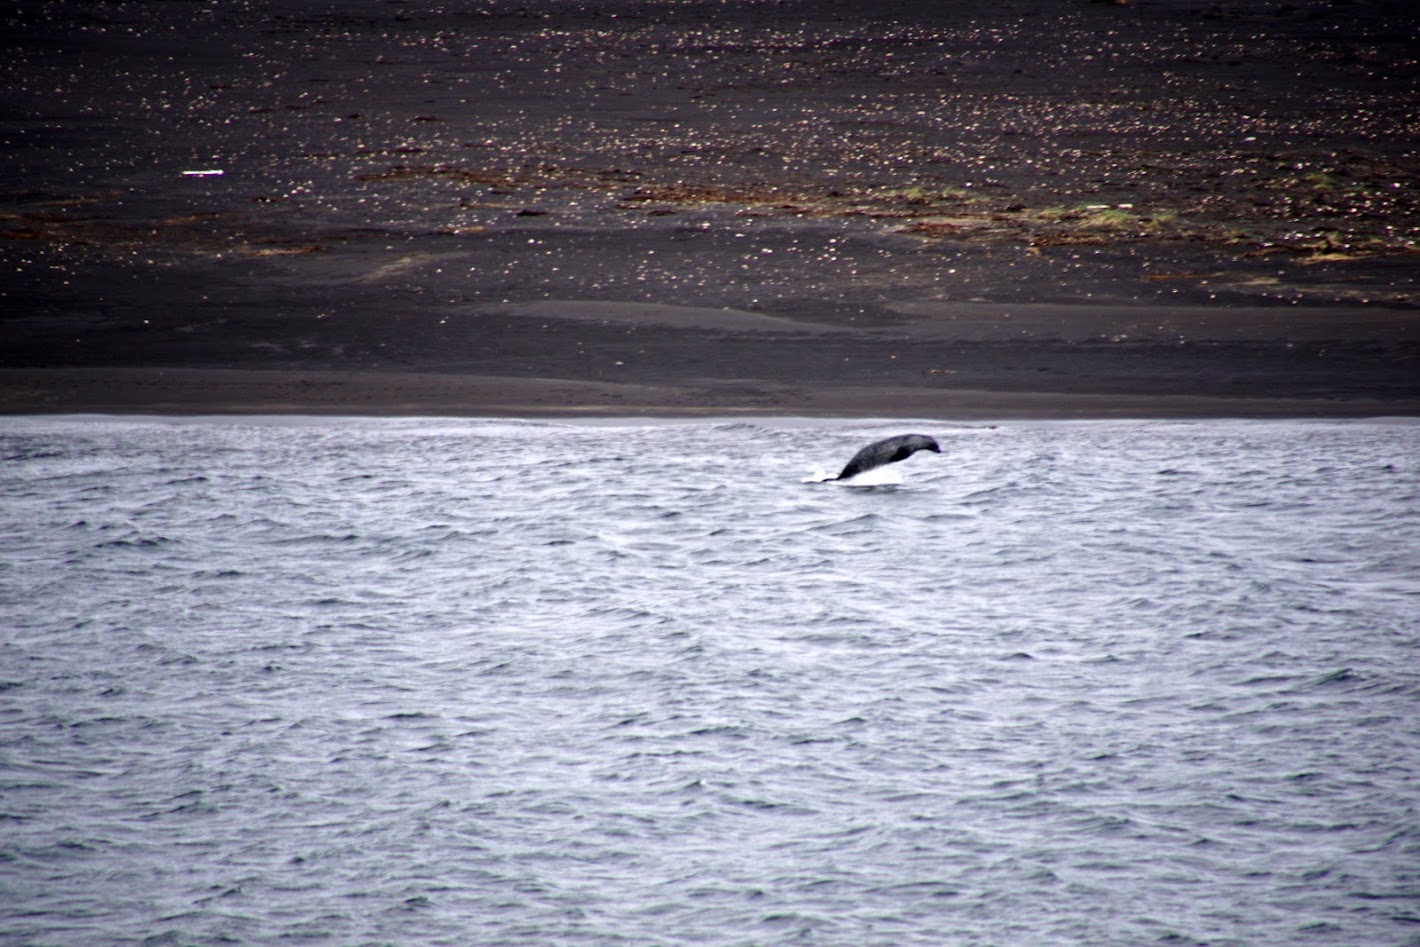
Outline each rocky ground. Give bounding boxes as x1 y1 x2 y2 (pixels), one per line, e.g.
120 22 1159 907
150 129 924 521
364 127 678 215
2 0 1417 415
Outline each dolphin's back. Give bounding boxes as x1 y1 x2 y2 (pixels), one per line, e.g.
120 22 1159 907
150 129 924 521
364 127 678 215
834 434 940 481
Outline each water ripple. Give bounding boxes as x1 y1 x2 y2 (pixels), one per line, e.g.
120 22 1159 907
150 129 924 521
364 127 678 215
1 417 1417 945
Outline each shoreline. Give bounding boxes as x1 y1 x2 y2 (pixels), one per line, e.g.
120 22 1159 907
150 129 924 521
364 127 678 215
4 368 1417 420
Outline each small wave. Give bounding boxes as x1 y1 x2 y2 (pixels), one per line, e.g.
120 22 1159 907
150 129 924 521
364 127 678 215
1295 667 1361 690
275 532 362 546
799 512 883 533
94 536 173 549
923 509 977 521
707 421 773 434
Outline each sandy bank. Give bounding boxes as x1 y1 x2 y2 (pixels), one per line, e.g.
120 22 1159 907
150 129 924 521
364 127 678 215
4 368 1416 420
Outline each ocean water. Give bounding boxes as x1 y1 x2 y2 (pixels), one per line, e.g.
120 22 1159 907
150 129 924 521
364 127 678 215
2 416 1417 946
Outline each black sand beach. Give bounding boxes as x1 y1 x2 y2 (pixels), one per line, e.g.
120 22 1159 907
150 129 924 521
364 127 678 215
3 0 1417 416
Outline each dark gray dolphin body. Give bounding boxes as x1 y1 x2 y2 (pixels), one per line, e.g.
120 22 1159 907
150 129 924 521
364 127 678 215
831 433 941 481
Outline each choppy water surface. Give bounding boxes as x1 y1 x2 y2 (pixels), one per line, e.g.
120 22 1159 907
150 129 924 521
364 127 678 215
2 416 1418 946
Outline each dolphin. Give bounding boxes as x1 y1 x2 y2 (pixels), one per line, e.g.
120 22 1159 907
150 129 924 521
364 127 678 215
830 433 941 482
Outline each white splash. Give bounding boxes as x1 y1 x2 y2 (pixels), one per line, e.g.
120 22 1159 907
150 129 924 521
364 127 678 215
802 465 904 486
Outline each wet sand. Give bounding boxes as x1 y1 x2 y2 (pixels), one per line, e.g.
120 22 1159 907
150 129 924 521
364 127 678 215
3 0 1417 417
4 366 1417 420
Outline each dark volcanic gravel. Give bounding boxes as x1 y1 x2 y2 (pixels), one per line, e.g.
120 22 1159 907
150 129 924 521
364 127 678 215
2 0 1418 409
